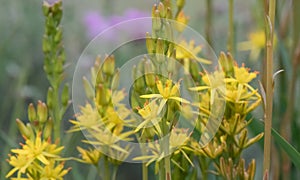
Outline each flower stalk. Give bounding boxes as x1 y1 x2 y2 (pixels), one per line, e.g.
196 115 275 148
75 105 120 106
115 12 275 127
263 0 276 177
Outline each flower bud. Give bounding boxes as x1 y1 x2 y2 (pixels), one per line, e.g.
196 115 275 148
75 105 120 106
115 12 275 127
28 103 37 123
166 7 173 19
54 27 62 43
43 117 53 140
111 68 120 91
176 0 185 9
152 10 161 31
42 37 51 53
167 49 176 73
219 52 234 77
16 119 31 139
47 87 54 110
102 55 115 76
42 2 50 16
37 101 48 124
190 60 200 80
146 32 155 54
62 83 69 107
144 60 155 87
83 77 94 100
156 38 165 63
152 4 157 16
158 2 165 17
165 22 174 42
96 84 109 106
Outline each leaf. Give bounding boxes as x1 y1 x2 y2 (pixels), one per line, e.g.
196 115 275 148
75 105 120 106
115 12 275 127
252 119 300 169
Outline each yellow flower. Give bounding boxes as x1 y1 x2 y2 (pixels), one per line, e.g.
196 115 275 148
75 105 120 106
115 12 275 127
40 161 70 180
175 11 189 32
6 133 65 179
176 40 211 65
238 30 277 60
135 101 162 136
233 65 258 84
140 78 190 116
68 103 102 132
77 146 101 165
133 128 194 167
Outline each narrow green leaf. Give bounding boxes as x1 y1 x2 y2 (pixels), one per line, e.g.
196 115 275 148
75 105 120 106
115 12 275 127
252 119 300 169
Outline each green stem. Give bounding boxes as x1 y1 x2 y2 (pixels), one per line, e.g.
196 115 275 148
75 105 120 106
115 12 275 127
53 85 61 141
142 162 148 180
164 155 171 180
112 165 118 180
140 138 148 180
227 0 235 56
205 0 213 46
263 0 276 176
104 156 111 180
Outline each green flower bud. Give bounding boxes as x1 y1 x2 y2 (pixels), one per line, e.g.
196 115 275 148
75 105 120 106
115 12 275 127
42 36 51 53
26 123 35 141
146 32 155 54
152 10 161 31
83 77 94 100
37 101 48 124
158 2 165 17
156 38 165 63
47 87 54 110
190 60 200 80
16 119 31 139
96 84 109 106
166 7 173 19
112 68 120 91
151 4 157 17
54 58 63 74
102 55 115 76
165 22 174 42
167 48 176 73
54 27 62 43
176 0 185 9
62 83 69 107
43 118 53 140
219 52 234 78
144 60 155 87
238 129 248 149
16 119 30 139
42 2 50 16
28 103 37 123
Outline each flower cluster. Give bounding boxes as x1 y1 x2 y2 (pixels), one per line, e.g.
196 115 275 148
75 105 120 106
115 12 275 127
6 102 70 179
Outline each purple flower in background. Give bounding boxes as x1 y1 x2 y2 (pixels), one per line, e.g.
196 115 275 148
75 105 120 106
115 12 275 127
45 0 59 5
83 9 150 40
84 12 109 38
